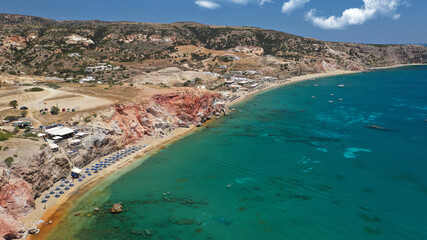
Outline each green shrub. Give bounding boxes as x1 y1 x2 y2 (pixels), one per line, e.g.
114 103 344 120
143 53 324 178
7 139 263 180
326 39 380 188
4 157 14 167
9 100 18 108
46 83 61 89
4 116 19 122
84 117 91 123
51 106 60 115
25 87 44 92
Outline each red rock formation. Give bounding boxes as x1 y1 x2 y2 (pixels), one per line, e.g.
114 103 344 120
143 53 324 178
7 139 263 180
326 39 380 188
0 178 34 240
106 91 227 144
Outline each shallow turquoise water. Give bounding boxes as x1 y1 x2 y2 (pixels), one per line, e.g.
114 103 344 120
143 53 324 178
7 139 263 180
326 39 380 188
48 66 427 240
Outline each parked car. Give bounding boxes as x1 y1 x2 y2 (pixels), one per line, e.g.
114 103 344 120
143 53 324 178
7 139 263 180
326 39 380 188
20 106 28 110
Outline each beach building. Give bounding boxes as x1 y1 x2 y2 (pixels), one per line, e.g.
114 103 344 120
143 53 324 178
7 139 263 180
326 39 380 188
260 76 278 82
70 139 81 146
50 143 59 152
71 167 83 178
45 126 75 139
75 132 87 139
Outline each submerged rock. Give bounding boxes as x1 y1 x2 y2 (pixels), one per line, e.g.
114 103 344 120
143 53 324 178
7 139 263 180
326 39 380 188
110 203 123 214
144 229 154 236
175 218 195 225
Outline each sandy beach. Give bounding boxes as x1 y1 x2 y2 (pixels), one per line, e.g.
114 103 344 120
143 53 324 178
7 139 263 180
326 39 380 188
368 63 427 70
20 68 375 239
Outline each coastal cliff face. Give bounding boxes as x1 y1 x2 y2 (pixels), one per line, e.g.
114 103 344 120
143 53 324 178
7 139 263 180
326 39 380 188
0 91 226 240
106 91 227 143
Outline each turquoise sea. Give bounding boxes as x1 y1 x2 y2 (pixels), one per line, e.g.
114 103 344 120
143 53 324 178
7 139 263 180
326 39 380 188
47 66 427 240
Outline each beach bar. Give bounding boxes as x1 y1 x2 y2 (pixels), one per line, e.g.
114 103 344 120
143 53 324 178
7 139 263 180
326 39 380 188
45 126 75 139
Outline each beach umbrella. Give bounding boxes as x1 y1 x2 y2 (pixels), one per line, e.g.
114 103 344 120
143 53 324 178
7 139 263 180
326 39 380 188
65 181 70 184
65 187 70 190
41 200 47 203
88 173 92 176
78 179 83 182
69 184 74 187
60 184 65 187
55 188 61 191
60 191 64 194
55 195 60 198
50 191 55 194
86 168 89 170
45 195 50 199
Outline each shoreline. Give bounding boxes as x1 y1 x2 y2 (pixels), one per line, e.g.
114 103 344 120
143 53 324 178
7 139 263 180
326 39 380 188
23 127 199 239
22 64 420 239
368 63 427 70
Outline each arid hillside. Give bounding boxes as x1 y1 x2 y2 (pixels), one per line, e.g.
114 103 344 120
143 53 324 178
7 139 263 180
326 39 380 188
1 13 426 82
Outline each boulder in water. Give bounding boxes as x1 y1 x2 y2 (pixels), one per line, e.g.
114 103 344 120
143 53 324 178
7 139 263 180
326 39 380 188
110 203 123 214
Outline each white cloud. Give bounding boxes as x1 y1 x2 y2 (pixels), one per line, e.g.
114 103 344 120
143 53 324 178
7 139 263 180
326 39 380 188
305 0 404 30
196 0 271 7
259 0 273 6
282 0 310 14
195 0 222 10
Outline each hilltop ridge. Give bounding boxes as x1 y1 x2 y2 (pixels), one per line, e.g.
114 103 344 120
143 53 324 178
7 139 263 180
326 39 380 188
0 13 426 82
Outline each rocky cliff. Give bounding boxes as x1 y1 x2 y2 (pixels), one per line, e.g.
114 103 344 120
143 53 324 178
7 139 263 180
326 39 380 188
0 90 226 239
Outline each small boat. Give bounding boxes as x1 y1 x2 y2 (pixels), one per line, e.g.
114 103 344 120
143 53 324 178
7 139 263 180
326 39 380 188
314 84 319 87
338 84 345 87
338 98 343 101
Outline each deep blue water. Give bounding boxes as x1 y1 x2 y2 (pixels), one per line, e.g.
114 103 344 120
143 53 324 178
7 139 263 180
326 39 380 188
48 66 427 240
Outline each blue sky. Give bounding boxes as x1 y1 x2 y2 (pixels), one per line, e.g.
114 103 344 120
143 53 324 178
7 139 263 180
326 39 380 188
1 0 426 44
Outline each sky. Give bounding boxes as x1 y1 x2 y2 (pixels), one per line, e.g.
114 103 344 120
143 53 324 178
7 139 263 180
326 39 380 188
1 0 426 44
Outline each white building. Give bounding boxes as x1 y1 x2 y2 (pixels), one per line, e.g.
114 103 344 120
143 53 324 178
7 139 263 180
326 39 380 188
79 76 96 84
68 53 80 57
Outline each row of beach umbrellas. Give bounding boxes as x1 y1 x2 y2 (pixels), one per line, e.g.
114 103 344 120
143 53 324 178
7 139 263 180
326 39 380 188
41 145 145 204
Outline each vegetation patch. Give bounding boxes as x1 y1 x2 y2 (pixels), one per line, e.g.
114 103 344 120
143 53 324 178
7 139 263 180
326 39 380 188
0 131 16 141
46 83 61 89
25 87 44 92
4 116 19 122
5 157 14 167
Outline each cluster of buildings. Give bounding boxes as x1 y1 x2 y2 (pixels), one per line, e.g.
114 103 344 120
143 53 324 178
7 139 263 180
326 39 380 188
222 71 278 90
85 63 119 73
40 124 87 152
